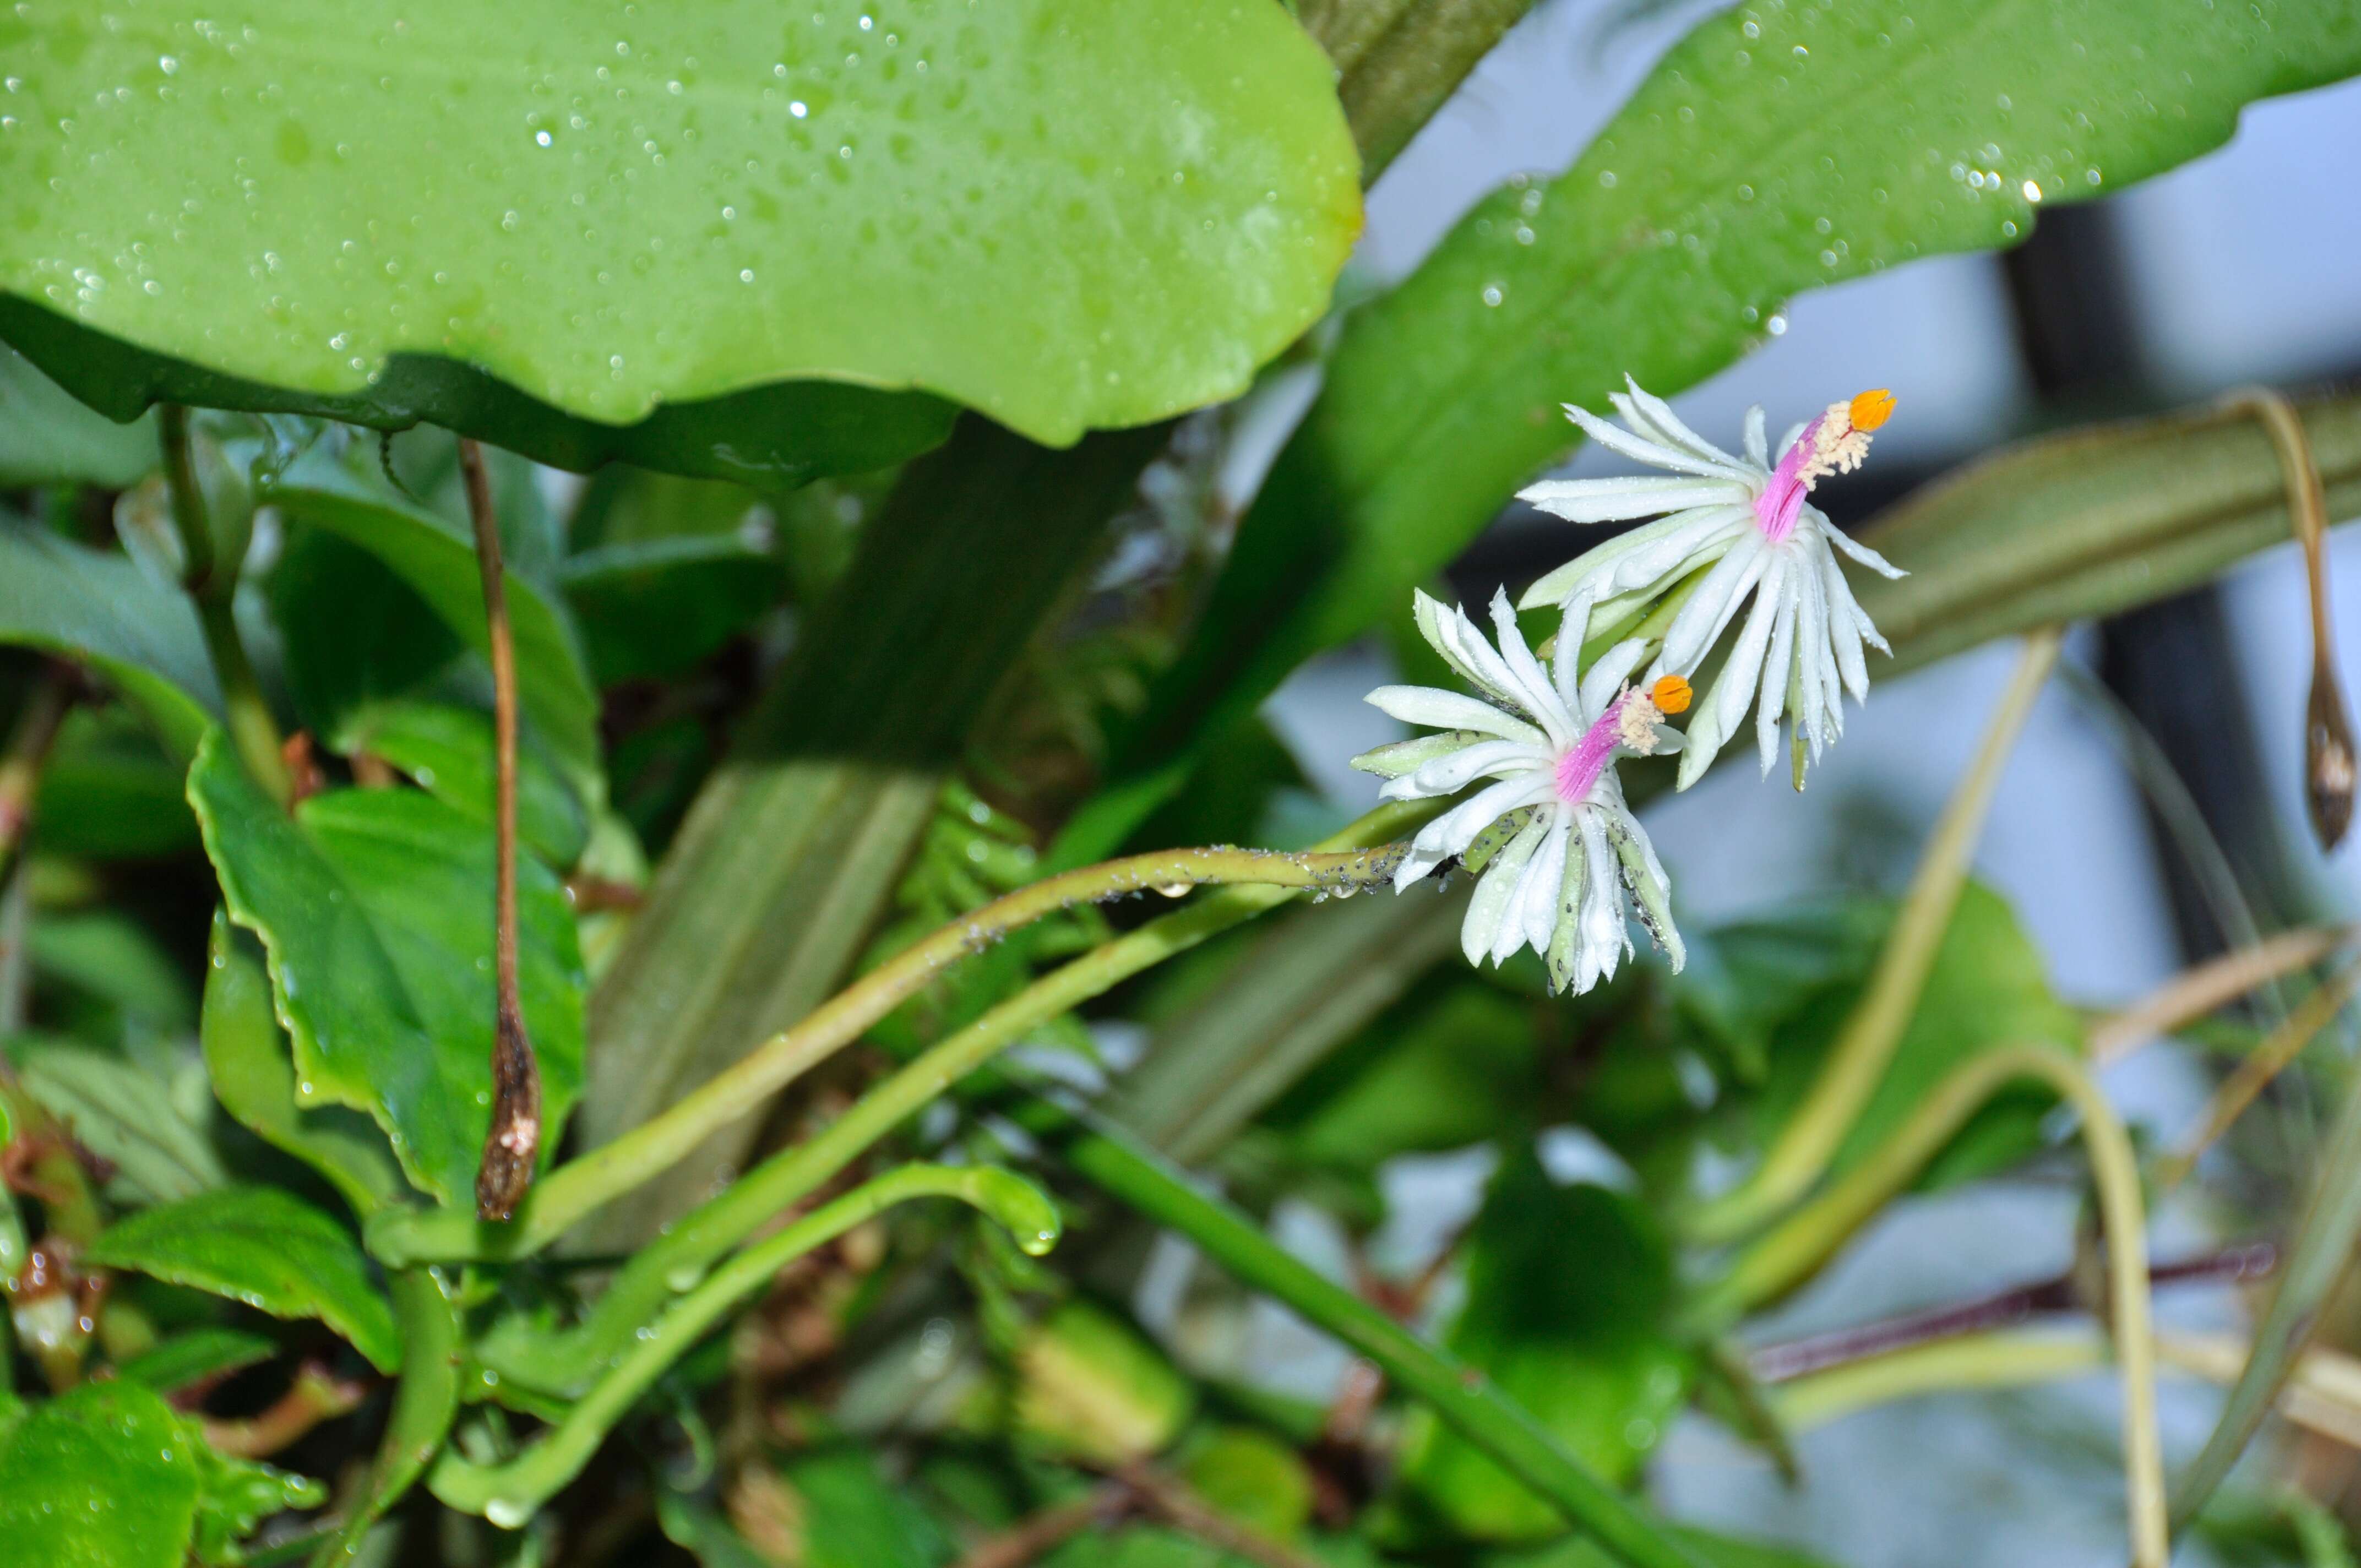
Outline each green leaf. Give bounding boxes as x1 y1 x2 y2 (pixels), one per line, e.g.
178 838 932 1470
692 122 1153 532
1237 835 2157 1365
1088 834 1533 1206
1266 973 1541 1177
266 524 464 745
1079 0 2361 853
1180 1427 1315 1541
2 298 954 492
333 700 590 871
269 449 601 798
0 1380 205 1568
1392 1153 1690 1545
187 1441 326 1565
199 912 407 1219
1756 884 2079 1193
115 1325 279 1393
0 339 156 488
1013 1300 1195 1465
29 910 198 1033
0 1 1357 450
85 1185 403 1373
559 536 785 685
774 1446 956 1568
188 731 587 1208
12 1038 228 1204
33 706 202 860
0 514 216 758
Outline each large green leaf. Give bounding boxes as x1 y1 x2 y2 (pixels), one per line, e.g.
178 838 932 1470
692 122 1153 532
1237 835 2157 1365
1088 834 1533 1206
85 1184 403 1373
0 1 1357 453
268 448 601 796
1390 1153 1690 1545
333 700 591 870
188 731 587 1207
0 1381 203 1568
1074 0 2361 854
0 514 216 757
33 706 203 859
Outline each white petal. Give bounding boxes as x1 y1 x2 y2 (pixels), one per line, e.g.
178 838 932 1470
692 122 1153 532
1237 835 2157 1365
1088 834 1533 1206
1818 548 1872 700
1414 591 1526 710
1753 579 1800 776
1503 810 1571 964
1574 808 1627 992
1822 517 1907 579
1743 405 1769 469
1488 588 1575 744
1519 508 1728 610
1604 799 1684 972
1580 636 1651 724
1519 475 1747 524
1399 773 1555 889
1462 816 1545 966
1819 546 1893 654
1615 377 1752 473
1658 530 1771 674
1352 731 1483 780
1563 402 1744 482
1776 420 1808 461
1365 685 1547 746
1402 739 1553 797
1601 506 1751 596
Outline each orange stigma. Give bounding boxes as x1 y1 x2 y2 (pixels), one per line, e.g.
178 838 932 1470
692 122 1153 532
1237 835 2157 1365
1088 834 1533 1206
1848 388 1896 432
1650 674 1693 715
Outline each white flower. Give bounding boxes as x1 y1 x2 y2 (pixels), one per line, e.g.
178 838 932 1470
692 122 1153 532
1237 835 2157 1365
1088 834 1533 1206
1515 378 1906 790
1353 589 1687 996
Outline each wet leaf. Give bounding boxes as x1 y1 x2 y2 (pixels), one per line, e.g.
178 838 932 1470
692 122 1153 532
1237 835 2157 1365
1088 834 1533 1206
0 2 1356 451
1391 1153 1690 1545
0 1380 204 1568
265 524 464 747
334 700 590 871
189 731 587 1208
199 912 407 1219
85 1184 402 1373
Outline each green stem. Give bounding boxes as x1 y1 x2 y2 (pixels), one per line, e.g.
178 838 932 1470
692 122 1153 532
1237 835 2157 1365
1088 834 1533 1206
1693 1042 2166 1568
372 814 1429 1267
311 1269 460 1567
421 805 1440 1395
1684 628 2061 1243
1772 1326 2108 1433
161 405 290 805
429 1164 1057 1524
1052 1113 1704 1568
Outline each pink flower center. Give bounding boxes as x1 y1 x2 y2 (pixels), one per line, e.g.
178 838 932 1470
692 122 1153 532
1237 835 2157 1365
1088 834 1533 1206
1751 413 1820 545
1554 696 1632 803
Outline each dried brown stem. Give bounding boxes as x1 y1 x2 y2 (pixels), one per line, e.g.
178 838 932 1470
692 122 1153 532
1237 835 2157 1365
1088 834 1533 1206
2089 925 2355 1065
1750 1242 2278 1385
951 1485 1127 1568
2159 959 2361 1190
461 439 541 1222
2219 388 2354 848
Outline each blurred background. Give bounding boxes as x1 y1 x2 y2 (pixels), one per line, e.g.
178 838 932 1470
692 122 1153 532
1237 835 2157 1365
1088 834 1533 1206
1238 2 2361 1561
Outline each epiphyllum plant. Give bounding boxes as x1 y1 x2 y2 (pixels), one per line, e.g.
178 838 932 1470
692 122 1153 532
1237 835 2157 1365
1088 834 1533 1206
1354 589 1689 995
1517 380 1903 788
